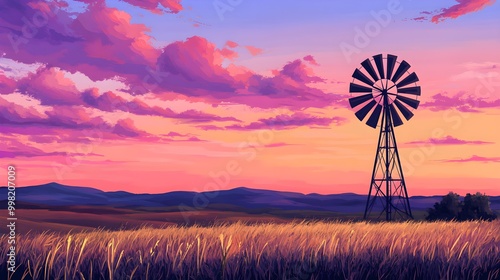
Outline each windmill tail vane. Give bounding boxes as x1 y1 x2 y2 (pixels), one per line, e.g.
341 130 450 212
348 53 420 221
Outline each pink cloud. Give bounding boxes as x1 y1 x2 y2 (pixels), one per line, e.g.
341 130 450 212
280 59 324 83
1 0 159 82
264 142 296 148
0 96 46 123
421 92 500 112
45 106 112 129
303 55 319 66
155 36 341 109
119 0 183 14
441 155 500 163
411 16 427 22
82 88 240 122
0 72 16 94
414 0 496 23
196 125 224 131
219 48 239 60
225 40 239 48
0 144 61 158
1 2 342 112
26 133 94 144
0 96 154 139
241 58 343 109
158 132 205 142
225 112 346 130
432 0 495 23
113 118 148 137
245 45 263 56
0 136 102 158
17 67 82 105
156 36 238 95
406 136 493 145
164 131 185 137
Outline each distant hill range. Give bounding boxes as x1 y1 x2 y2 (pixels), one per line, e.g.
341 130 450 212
2 182 499 213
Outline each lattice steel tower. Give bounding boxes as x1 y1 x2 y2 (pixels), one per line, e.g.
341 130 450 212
348 54 421 221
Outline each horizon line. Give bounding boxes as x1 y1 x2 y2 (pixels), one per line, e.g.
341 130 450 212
3 181 498 197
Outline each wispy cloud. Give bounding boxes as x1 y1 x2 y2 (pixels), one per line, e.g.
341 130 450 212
245 45 263 56
225 113 346 130
412 0 496 23
420 92 500 112
406 136 493 146
440 155 500 163
0 137 102 158
119 0 184 14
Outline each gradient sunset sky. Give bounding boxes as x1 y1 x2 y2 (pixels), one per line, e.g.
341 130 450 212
1 0 499 195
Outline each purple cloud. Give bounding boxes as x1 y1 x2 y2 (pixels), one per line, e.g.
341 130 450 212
142 36 344 109
1 0 345 110
1 1 343 114
264 142 296 148
303 55 319 66
406 136 493 145
0 96 152 139
17 67 82 106
412 0 496 23
0 0 159 82
0 72 16 94
225 113 347 130
421 92 500 112
82 88 240 123
158 131 205 142
117 0 183 14
196 125 225 131
440 155 500 163
431 0 496 23
0 137 102 158
113 119 149 138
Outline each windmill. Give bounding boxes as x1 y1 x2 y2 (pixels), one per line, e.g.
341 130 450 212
348 54 420 221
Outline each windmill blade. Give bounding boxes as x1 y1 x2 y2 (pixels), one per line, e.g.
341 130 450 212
355 100 377 121
396 72 419 88
396 95 420 109
389 103 404 127
373 54 385 79
349 94 373 108
397 86 421 95
350 83 372 93
391 60 410 83
393 99 414 120
361 59 379 82
386 54 397 80
352 68 374 86
366 104 382 128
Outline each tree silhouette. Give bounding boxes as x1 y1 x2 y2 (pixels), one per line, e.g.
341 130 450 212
426 192 497 221
426 192 461 221
459 192 497 221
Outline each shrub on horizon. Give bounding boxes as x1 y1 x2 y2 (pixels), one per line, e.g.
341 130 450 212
426 192 497 221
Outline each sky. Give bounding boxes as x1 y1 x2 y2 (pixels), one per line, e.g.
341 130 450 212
1 0 499 195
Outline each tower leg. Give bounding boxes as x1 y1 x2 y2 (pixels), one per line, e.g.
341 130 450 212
364 100 413 221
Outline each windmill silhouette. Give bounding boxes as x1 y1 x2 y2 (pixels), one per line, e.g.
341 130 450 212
348 54 420 221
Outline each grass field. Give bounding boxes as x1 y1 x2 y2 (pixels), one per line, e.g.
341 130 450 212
2 220 499 280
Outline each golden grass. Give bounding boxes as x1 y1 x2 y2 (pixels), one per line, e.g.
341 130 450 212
1 220 499 280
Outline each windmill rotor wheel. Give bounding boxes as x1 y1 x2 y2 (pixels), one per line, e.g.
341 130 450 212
348 54 421 128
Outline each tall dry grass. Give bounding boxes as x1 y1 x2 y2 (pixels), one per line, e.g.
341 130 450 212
1 220 499 280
